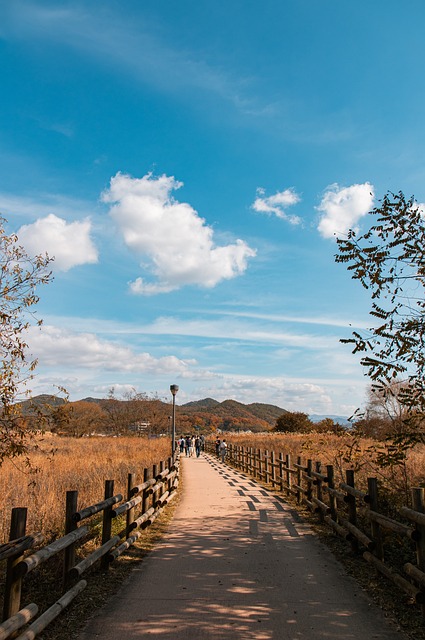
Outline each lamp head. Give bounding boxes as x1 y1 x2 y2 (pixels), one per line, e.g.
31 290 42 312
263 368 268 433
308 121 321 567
170 384 179 396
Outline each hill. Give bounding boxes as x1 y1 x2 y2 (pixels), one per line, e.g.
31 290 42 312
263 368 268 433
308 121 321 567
18 394 67 416
180 398 287 431
17 394 349 434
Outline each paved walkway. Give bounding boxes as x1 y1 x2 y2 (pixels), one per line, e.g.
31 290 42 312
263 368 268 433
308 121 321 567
78 454 407 639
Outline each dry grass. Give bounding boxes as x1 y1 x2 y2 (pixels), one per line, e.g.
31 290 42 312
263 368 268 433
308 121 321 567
225 432 425 505
0 435 171 542
1 433 424 639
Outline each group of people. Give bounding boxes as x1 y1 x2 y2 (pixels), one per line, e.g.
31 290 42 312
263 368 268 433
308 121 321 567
177 434 227 462
215 438 227 462
179 434 205 457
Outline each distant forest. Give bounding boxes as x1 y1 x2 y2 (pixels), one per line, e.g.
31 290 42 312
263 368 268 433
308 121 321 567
19 394 288 437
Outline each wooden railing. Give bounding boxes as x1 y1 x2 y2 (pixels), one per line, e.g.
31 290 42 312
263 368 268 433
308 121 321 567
0 455 180 639
207 441 425 613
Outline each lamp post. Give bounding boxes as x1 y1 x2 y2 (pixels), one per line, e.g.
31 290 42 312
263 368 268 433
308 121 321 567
170 384 179 458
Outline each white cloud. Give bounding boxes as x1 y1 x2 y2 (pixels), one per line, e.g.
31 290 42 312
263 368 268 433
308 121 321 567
0 191 93 220
17 214 98 271
146 316 338 350
25 318 367 414
317 182 374 239
2 3 264 117
252 187 301 224
102 172 256 294
28 325 193 375
190 374 357 415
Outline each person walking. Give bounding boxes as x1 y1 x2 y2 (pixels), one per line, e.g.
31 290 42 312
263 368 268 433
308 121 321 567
219 439 227 463
185 435 191 457
195 436 201 458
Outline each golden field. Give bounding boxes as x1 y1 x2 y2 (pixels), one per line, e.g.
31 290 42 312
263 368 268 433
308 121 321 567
222 432 425 504
1 431 424 543
0 435 171 543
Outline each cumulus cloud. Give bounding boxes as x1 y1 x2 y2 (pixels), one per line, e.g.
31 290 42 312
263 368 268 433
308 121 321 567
102 172 256 294
317 182 374 239
17 214 98 271
192 375 334 414
28 325 193 375
252 187 301 224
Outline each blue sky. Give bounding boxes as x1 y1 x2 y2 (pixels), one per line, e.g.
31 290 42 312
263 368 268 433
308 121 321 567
2 0 424 416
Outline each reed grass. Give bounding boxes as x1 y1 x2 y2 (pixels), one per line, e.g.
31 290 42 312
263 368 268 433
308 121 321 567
0 435 171 542
223 432 425 505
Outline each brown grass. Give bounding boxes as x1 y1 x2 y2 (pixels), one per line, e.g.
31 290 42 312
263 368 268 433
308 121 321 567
0 435 171 542
223 432 425 505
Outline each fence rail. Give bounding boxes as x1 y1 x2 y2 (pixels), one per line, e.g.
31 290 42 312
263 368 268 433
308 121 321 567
207 440 425 612
0 454 180 639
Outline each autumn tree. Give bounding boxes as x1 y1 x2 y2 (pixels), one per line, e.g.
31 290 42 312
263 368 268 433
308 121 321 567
53 401 107 437
353 383 414 440
0 216 53 464
274 411 313 433
102 388 171 435
311 418 346 435
336 191 425 446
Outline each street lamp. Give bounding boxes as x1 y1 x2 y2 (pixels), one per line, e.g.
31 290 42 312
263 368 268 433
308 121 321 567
170 384 179 458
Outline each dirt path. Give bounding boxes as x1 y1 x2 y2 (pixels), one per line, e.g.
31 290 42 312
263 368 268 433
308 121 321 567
78 454 407 639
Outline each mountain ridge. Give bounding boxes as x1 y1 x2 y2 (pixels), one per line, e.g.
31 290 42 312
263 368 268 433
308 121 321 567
18 395 349 430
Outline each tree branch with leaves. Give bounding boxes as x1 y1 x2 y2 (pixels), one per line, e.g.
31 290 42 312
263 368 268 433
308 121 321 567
335 191 425 448
0 216 54 465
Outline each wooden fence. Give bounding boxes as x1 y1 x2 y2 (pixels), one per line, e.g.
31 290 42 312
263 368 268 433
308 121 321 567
0 455 180 639
207 441 425 614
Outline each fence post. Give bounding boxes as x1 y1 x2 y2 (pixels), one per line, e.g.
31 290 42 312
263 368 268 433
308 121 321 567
296 456 302 504
279 453 284 492
126 473 136 538
306 459 313 508
265 450 270 484
346 469 359 553
271 451 276 488
315 461 324 523
159 461 165 500
3 507 27 621
412 487 425 617
63 490 78 589
286 454 292 497
326 465 336 520
152 464 158 509
167 457 172 491
368 477 384 561
101 480 115 570
142 467 150 516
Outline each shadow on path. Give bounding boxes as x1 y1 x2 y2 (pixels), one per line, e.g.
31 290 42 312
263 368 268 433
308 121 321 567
78 454 406 639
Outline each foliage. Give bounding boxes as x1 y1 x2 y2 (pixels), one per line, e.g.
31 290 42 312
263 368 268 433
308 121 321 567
52 401 107 437
336 191 425 449
181 397 279 431
0 216 53 465
63 395 280 435
353 382 411 439
311 417 346 434
274 411 313 433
